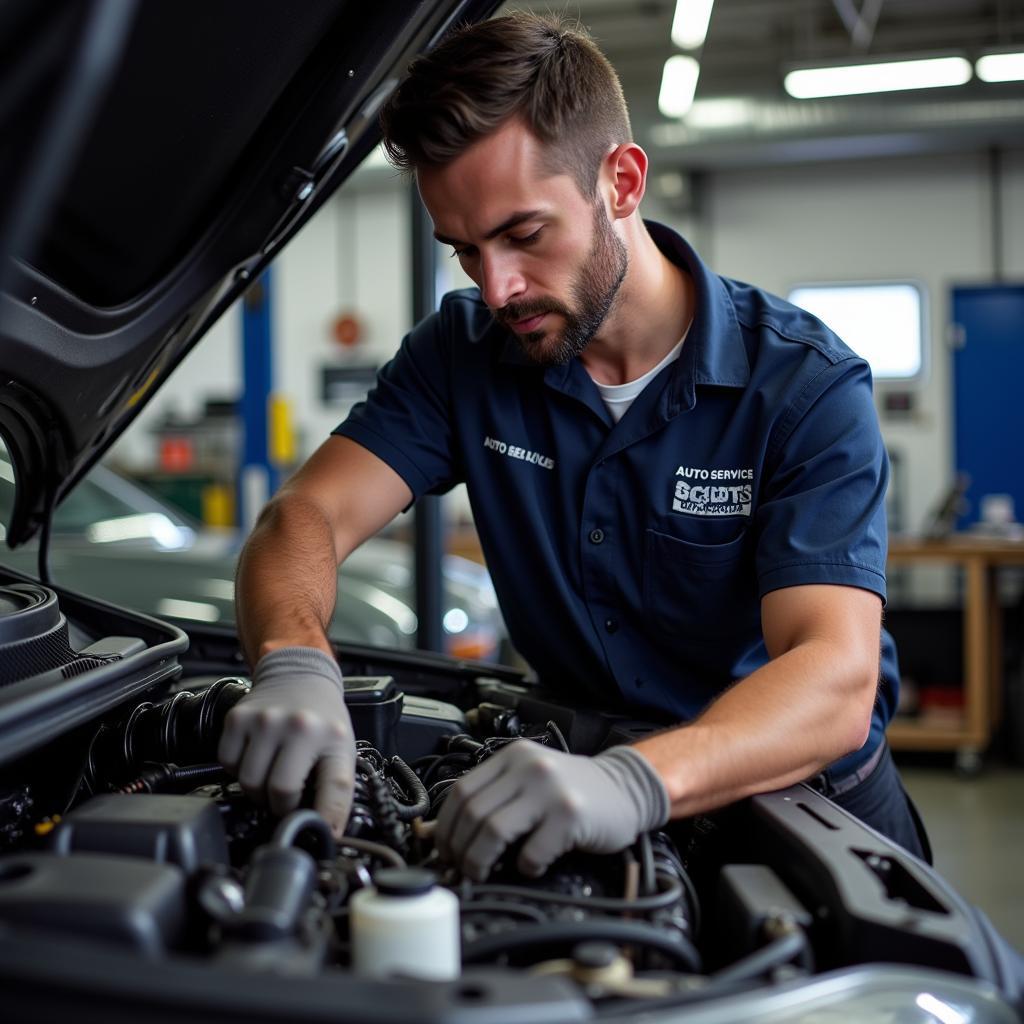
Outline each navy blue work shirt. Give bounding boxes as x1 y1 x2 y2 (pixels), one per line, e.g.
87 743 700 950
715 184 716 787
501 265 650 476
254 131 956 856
335 221 898 777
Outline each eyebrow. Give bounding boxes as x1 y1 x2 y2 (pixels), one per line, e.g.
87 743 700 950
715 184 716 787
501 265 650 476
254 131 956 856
434 209 544 247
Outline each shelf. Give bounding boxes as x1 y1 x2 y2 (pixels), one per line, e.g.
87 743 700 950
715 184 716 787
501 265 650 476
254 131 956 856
887 719 975 751
884 537 1021 757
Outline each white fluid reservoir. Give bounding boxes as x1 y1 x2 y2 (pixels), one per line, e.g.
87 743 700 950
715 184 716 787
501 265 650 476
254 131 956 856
350 868 460 980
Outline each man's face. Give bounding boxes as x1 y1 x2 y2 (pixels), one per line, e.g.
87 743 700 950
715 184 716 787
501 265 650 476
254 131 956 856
417 120 627 366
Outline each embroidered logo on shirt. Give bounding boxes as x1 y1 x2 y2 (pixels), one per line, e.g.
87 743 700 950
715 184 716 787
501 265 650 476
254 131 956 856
484 435 555 470
672 465 753 517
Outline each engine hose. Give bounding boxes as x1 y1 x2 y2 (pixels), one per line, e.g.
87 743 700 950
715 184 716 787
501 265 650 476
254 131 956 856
637 833 656 897
676 864 701 936
88 677 249 785
354 743 386 773
444 734 485 756
649 837 701 935
467 871 686 914
461 918 702 972
458 900 547 924
346 803 376 837
388 756 430 820
356 756 405 852
351 774 371 804
545 721 570 752
710 929 812 984
421 752 474 788
153 678 248 764
117 763 229 794
272 809 336 861
336 835 406 870
118 701 152 770
428 778 459 815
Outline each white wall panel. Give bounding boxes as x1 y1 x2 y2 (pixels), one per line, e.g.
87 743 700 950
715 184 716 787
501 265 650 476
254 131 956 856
275 191 341 459
1003 149 1024 277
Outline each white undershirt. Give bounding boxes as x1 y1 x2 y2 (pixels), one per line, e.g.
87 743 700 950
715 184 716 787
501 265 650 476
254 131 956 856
590 326 690 423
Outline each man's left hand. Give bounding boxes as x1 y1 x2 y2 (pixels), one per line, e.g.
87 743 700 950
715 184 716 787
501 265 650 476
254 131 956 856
434 741 670 881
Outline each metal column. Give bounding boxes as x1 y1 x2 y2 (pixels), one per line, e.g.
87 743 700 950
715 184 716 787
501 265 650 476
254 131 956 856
239 268 280 533
410 187 444 653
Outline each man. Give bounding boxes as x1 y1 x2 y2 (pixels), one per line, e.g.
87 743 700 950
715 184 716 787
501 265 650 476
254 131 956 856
219 12 927 880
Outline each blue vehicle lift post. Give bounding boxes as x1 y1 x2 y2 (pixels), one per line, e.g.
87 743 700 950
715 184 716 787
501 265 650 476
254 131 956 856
239 268 280 533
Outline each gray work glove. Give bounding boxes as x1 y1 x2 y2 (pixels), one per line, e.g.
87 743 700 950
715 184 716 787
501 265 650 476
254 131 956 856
218 646 355 836
434 740 670 881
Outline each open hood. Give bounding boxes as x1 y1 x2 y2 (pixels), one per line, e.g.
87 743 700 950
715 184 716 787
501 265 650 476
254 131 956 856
0 0 500 548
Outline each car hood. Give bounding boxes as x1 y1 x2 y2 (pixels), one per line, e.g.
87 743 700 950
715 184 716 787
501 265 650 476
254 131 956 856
0 0 499 548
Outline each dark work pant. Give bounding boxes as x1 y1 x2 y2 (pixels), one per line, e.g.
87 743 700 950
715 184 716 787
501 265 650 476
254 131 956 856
815 742 932 862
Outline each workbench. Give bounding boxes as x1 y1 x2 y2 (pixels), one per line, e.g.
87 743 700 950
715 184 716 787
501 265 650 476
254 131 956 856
886 536 1024 770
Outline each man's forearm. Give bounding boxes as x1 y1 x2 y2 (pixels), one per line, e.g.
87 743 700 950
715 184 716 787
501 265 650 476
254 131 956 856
634 638 878 819
235 493 341 665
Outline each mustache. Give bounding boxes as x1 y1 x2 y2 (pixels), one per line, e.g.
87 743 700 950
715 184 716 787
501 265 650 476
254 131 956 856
494 299 569 326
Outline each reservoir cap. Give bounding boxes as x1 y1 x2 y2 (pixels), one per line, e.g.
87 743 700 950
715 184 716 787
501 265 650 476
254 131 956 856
374 868 437 897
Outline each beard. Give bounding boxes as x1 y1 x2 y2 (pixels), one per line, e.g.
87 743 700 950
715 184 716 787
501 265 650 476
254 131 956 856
495 201 628 367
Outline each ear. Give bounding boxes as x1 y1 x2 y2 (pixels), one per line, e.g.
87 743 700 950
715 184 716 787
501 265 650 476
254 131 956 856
601 142 647 220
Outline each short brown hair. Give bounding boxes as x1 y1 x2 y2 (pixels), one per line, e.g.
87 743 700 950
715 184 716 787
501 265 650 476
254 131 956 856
379 11 631 195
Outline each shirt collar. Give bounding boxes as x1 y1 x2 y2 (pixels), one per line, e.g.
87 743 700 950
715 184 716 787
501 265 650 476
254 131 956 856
644 221 749 415
496 220 750 409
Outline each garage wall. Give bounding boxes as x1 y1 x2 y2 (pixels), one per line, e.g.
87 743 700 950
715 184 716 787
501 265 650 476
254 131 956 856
115 147 1024 538
112 300 240 468
1004 148 1024 272
276 184 412 454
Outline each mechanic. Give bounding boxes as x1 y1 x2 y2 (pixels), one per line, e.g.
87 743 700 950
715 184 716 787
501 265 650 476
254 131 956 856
220 12 929 878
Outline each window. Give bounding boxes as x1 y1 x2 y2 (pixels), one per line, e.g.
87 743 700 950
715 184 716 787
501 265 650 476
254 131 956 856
788 282 924 380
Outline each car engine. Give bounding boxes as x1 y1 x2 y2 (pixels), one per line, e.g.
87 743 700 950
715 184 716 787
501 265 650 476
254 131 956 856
2 672 714 992
0 580 1021 1023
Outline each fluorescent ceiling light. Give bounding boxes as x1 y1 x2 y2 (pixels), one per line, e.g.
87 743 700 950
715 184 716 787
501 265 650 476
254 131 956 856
659 55 700 119
684 97 752 129
784 56 972 99
671 0 714 51
976 51 1024 82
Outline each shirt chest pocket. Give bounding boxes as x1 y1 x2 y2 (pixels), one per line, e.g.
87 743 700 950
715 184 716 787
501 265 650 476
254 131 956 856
642 528 754 638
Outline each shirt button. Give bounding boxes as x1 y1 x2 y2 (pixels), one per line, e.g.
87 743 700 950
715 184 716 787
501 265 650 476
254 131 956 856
589 528 605 544
604 617 618 634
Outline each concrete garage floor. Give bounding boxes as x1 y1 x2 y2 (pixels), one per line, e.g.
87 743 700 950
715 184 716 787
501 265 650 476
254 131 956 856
899 760 1024 951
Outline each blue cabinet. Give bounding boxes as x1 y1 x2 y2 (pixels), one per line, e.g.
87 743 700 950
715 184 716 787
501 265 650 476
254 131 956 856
952 285 1024 528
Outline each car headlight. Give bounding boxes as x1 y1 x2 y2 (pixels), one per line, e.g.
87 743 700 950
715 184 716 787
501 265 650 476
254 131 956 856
674 966 1020 1024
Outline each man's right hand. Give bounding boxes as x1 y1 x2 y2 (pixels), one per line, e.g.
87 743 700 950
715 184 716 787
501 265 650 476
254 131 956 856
218 646 356 836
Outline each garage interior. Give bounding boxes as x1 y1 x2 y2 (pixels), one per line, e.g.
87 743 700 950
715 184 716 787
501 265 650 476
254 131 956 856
4 0 1022 960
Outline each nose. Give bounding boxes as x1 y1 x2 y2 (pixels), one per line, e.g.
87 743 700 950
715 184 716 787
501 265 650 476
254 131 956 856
479 251 526 311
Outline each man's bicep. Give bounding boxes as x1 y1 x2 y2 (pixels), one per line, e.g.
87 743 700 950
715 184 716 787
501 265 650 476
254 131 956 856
761 584 882 665
282 436 413 559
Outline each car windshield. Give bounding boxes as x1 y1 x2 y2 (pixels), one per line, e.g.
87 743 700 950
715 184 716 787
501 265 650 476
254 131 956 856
1 449 194 541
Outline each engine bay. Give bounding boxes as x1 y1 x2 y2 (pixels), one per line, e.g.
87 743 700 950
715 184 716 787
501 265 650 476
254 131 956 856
0 579 1021 1022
